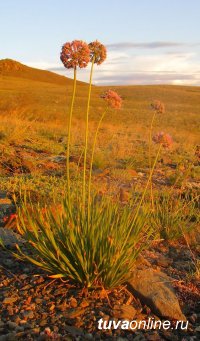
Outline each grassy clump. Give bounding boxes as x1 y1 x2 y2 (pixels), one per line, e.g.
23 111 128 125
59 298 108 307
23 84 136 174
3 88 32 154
150 191 199 240
15 192 151 288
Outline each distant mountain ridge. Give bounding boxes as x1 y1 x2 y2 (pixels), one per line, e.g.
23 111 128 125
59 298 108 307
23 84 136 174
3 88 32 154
0 58 85 86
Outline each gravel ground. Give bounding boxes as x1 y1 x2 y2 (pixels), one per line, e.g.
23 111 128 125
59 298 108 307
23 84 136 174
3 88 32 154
0 234 200 340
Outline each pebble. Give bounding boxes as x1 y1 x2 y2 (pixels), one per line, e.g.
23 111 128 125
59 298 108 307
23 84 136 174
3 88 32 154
189 313 198 324
70 297 78 308
2 259 13 267
0 336 7 341
132 334 146 341
7 321 18 330
31 327 40 335
39 320 48 327
85 333 93 340
0 333 16 341
15 326 24 332
2 297 18 304
23 267 31 273
23 310 34 319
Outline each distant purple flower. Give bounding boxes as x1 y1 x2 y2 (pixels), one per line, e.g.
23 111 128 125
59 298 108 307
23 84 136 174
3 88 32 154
153 132 173 148
101 90 122 109
151 100 165 114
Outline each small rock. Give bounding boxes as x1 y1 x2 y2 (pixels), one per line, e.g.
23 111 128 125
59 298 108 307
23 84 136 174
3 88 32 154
195 326 200 333
145 331 161 341
15 326 24 332
19 274 28 280
51 155 66 163
64 307 86 319
0 336 7 341
161 330 179 341
0 321 4 328
65 325 84 337
0 228 24 247
7 321 18 330
31 327 40 335
39 320 48 327
128 268 186 321
112 304 137 320
23 267 31 273
189 313 197 324
69 297 78 308
2 259 13 267
23 310 34 319
0 333 16 341
3 297 18 304
138 172 144 177
132 334 146 341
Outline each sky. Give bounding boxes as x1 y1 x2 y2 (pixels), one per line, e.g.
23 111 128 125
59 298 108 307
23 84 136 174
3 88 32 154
0 0 200 85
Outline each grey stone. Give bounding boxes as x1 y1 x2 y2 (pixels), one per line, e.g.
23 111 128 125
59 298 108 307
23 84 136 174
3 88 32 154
128 268 186 321
7 321 18 330
85 333 94 340
23 310 34 319
0 227 25 247
112 304 137 320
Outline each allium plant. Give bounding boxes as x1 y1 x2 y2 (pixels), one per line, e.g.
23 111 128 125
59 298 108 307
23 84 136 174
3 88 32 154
82 40 107 209
148 100 165 210
6 40 173 289
88 90 122 209
152 131 173 149
102 90 122 109
60 40 90 196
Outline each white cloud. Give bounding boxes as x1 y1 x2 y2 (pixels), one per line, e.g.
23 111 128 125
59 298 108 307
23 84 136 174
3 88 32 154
25 45 200 86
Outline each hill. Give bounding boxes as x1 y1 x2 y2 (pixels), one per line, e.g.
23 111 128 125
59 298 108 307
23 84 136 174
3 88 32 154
0 59 199 178
0 58 86 86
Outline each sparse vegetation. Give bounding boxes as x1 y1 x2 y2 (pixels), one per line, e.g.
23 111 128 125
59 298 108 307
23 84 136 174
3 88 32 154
0 51 199 340
150 191 199 240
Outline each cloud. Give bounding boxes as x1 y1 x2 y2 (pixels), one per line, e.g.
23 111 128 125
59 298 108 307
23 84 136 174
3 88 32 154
26 47 200 86
106 41 186 50
94 72 200 86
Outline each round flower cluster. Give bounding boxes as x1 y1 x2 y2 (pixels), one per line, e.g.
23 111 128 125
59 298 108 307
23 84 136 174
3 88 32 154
101 90 122 109
152 132 173 148
60 40 107 69
60 40 90 69
151 100 165 114
88 40 107 65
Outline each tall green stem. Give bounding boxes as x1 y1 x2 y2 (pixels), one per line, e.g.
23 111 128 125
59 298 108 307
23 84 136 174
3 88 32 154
148 111 156 210
88 108 107 214
120 143 162 252
66 67 77 196
83 58 95 208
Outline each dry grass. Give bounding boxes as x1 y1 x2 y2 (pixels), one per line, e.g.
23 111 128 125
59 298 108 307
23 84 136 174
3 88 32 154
0 60 199 184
